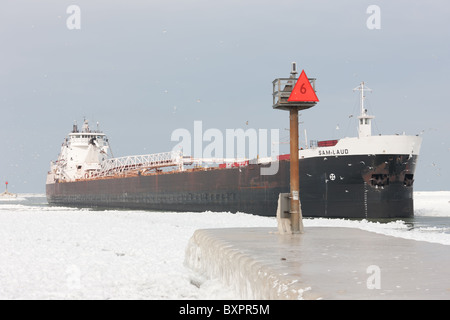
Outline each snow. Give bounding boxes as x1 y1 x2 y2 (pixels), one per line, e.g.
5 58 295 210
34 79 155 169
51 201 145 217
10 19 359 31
0 204 273 299
0 191 449 299
304 218 450 245
413 191 450 217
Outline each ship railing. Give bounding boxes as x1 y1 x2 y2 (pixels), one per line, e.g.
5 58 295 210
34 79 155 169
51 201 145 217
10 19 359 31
93 151 182 178
184 156 275 167
186 157 248 165
309 140 318 149
272 77 316 108
86 152 278 179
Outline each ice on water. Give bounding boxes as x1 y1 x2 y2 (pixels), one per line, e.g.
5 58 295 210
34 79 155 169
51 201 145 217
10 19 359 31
0 192 449 299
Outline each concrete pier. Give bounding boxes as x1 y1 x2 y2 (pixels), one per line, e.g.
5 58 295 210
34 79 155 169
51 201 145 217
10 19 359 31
185 227 450 300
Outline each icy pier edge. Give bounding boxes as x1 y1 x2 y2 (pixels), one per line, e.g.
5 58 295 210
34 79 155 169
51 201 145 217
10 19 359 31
184 228 315 300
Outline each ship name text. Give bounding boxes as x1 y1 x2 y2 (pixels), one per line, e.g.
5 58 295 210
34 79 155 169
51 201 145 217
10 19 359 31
318 149 349 156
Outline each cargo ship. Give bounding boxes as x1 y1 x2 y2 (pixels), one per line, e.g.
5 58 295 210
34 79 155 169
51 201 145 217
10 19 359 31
46 82 422 218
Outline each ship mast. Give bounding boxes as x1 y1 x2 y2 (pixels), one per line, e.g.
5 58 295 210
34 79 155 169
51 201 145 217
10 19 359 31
353 81 374 138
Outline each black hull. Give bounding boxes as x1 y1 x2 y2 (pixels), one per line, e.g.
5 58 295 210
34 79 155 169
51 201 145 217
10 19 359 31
46 154 418 218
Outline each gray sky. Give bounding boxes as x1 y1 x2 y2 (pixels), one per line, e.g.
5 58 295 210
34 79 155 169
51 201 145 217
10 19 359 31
1 0 449 193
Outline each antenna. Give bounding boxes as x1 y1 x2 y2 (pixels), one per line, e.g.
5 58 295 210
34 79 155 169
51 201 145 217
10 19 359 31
353 81 372 115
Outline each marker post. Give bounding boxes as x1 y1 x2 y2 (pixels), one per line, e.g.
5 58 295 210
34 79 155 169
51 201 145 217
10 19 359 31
272 63 319 234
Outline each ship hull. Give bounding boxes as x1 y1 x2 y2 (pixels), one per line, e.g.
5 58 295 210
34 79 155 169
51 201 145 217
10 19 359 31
46 153 418 219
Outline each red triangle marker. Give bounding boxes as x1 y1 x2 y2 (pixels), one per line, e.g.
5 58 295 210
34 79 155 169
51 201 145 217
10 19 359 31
288 70 319 102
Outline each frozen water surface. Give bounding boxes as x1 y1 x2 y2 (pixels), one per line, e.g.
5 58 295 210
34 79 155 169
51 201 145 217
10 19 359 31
0 192 449 299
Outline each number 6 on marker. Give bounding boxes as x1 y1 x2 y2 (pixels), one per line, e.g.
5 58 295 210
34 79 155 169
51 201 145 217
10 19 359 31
288 70 319 102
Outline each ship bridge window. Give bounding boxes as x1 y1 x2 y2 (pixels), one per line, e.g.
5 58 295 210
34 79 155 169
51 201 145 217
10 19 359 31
371 174 389 187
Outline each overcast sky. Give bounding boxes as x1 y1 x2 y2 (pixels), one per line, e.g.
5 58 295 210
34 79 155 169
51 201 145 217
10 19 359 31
1 0 449 193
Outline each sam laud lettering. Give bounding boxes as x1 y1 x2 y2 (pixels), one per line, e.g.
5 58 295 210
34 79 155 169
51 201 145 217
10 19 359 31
318 148 349 156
